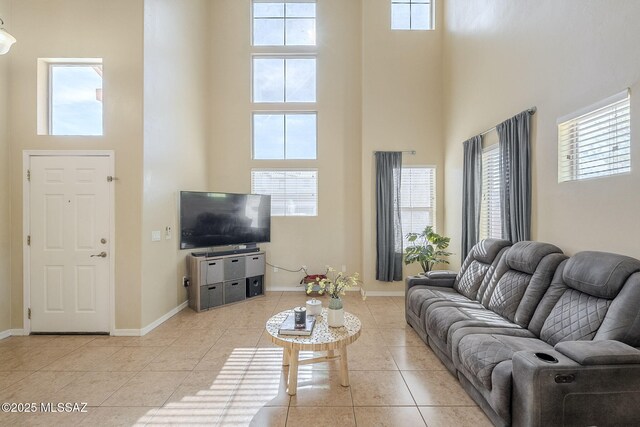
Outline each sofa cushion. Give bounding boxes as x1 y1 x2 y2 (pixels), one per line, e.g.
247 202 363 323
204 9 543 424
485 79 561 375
454 260 489 299
472 238 512 264
503 241 563 275
487 270 531 321
426 305 517 344
457 334 553 390
407 286 471 318
563 251 640 299
539 289 612 346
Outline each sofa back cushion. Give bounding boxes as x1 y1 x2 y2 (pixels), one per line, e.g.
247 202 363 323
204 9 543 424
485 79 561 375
482 241 565 327
537 251 640 346
539 289 612 345
453 239 511 300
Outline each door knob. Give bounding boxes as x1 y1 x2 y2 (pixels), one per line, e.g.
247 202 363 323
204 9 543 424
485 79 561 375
91 252 107 258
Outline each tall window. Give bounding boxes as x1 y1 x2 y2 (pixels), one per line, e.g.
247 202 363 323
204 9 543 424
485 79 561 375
480 144 502 240
400 167 436 246
251 1 318 216
252 169 318 216
252 56 316 103
558 90 631 182
253 1 316 46
253 113 317 159
49 62 103 136
391 0 434 30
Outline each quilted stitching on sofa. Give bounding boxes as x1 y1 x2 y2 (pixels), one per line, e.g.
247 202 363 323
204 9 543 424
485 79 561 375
454 260 488 299
458 334 515 390
540 289 612 345
488 270 531 321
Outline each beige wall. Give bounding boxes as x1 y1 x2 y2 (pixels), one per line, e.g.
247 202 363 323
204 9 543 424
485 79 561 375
8 0 144 329
0 0 11 332
207 0 363 289
141 0 209 326
443 0 640 268
361 0 445 291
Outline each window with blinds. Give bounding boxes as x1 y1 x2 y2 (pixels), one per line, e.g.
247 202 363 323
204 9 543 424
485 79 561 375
558 90 631 182
400 167 436 246
480 144 502 240
251 169 318 216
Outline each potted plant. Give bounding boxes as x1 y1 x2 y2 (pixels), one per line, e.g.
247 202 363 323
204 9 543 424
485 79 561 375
305 267 363 327
404 226 452 273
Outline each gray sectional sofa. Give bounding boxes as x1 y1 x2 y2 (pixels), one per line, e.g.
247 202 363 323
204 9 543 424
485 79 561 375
406 239 640 426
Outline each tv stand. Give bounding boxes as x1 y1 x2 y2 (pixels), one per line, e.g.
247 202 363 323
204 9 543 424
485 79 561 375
187 250 265 312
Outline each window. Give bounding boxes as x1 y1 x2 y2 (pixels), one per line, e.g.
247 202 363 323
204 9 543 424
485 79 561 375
251 169 318 216
253 1 316 46
480 144 502 240
400 167 436 246
391 0 434 30
253 57 316 103
49 63 103 135
253 113 317 159
558 90 631 182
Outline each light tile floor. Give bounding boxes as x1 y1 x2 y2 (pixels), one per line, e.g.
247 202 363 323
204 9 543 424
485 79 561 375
0 292 492 426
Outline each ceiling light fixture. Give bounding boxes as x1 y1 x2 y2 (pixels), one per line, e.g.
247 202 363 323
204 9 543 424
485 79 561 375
0 18 16 55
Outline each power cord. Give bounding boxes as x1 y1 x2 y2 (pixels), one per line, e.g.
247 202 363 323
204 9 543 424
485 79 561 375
266 261 308 276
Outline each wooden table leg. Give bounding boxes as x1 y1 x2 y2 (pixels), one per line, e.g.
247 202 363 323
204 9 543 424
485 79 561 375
282 347 290 366
339 345 350 387
288 349 300 395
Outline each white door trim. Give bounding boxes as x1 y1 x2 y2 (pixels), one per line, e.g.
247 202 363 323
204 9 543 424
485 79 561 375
23 150 116 335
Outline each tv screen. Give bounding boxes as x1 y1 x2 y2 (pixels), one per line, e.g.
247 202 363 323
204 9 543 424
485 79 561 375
180 191 271 250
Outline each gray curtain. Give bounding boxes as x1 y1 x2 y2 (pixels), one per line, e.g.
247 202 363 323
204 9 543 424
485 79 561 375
375 152 403 282
461 135 483 263
497 111 531 242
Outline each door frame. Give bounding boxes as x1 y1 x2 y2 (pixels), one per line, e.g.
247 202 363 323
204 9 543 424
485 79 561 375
23 150 116 335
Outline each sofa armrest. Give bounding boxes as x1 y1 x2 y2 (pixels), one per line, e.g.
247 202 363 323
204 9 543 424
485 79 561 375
405 270 457 290
511 349 640 426
555 340 640 365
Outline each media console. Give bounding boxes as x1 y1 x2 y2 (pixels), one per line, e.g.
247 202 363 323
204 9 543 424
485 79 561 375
187 251 266 312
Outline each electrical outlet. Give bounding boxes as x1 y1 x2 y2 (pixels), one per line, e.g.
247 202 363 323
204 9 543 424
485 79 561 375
182 276 189 287
273 266 279 273
165 226 172 240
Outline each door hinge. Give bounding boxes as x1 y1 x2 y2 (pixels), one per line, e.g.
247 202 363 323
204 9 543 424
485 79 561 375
27 169 31 181
28 308 31 320
27 235 31 246
107 176 118 182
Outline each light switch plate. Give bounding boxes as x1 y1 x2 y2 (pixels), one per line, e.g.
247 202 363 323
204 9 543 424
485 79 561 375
151 230 161 242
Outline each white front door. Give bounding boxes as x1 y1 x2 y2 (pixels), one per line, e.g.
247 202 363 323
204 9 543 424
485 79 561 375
29 155 112 333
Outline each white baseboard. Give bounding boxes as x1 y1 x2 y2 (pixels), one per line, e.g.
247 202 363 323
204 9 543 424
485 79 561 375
362 291 405 297
268 286 305 292
111 329 141 337
112 300 188 337
0 330 10 340
10 329 27 336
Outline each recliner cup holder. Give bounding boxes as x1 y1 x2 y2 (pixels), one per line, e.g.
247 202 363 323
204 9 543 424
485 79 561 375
534 352 558 363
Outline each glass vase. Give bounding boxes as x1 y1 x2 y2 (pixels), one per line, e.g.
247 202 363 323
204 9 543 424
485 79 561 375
327 296 344 327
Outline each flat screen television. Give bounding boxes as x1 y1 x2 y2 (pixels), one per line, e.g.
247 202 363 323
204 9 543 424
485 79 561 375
180 191 271 250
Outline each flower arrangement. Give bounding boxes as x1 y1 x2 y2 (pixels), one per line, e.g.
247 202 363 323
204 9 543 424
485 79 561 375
305 267 363 299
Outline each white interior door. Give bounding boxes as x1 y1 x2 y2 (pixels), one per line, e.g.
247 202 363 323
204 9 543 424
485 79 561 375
29 155 111 333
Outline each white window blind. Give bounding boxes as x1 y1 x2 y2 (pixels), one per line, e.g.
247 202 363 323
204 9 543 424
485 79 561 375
251 169 318 216
558 90 631 182
400 167 436 246
480 144 502 240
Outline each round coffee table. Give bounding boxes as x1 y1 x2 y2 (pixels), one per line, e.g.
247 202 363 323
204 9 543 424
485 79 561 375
265 308 362 395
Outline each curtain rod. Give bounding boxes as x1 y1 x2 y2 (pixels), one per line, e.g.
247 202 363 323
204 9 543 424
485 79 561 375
478 107 537 137
373 150 416 155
